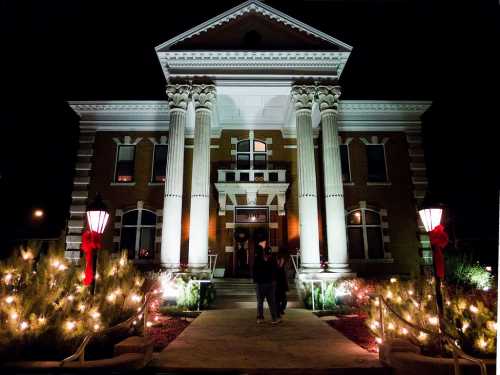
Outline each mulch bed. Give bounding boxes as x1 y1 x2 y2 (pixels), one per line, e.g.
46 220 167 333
148 315 191 351
327 312 378 353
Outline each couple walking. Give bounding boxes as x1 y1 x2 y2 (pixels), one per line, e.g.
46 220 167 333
252 238 288 324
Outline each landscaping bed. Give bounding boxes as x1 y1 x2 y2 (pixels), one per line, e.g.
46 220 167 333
148 314 192 351
325 312 378 353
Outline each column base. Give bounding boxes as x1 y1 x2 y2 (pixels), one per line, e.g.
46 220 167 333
188 265 210 274
328 264 355 276
297 270 356 281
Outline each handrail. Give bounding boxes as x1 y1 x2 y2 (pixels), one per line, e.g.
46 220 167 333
291 252 300 275
61 286 159 366
375 294 488 375
208 254 218 279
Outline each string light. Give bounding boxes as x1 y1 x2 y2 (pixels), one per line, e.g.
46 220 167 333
38 316 46 325
469 305 479 314
93 323 100 331
428 316 439 325
390 278 397 283
146 321 153 327
388 322 395 330
5 296 14 304
78 304 86 312
19 321 29 331
4 273 13 284
375 337 383 344
67 295 75 302
10 312 19 320
400 328 408 335
462 321 470 332
131 294 142 303
90 310 101 320
106 293 117 303
418 332 428 341
64 320 76 331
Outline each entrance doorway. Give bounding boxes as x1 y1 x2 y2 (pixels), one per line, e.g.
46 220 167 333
233 207 269 278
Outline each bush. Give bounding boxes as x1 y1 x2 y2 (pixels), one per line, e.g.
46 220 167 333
445 251 493 290
367 278 497 358
0 241 145 361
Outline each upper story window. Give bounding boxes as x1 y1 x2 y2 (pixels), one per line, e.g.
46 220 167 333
346 208 384 260
237 139 267 170
366 144 388 182
339 144 351 182
115 145 135 182
120 208 157 260
152 144 168 182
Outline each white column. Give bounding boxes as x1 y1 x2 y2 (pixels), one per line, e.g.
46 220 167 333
291 85 321 271
188 84 216 270
317 85 351 274
161 84 191 269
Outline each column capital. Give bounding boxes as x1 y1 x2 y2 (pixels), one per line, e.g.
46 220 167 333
317 85 342 113
291 85 316 112
192 84 217 111
166 84 191 111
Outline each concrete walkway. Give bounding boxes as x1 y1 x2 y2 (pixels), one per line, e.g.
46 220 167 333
152 308 385 374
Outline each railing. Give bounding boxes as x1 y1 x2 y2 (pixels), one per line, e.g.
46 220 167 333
62 285 159 365
208 253 218 279
291 251 300 275
217 169 287 183
375 294 488 375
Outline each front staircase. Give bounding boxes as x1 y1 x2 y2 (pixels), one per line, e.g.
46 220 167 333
212 277 302 309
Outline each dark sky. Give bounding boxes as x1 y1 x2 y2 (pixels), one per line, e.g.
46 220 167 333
1 0 499 258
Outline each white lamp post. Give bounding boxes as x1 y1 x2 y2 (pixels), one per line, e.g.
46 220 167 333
86 194 109 295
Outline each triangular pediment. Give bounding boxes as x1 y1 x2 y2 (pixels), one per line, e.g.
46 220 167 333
156 1 352 52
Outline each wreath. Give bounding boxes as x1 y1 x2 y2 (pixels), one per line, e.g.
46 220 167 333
234 227 250 243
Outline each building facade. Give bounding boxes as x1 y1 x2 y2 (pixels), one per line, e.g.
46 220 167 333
64 1 431 277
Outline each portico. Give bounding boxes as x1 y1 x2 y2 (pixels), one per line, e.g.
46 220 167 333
66 0 430 279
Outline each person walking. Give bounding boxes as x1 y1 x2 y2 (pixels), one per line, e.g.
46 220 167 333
275 252 289 316
252 239 281 324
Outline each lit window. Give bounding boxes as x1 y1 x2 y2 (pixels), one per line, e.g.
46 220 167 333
339 144 351 182
236 139 267 170
120 208 157 260
152 145 168 182
366 145 387 182
115 145 135 182
346 208 384 259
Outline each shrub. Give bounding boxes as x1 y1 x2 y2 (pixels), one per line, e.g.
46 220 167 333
0 241 145 361
367 278 497 358
445 252 493 290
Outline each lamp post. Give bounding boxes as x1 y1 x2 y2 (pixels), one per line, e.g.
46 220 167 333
85 194 109 295
418 200 448 336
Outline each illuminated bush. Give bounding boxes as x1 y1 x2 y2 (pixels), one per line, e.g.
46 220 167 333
0 241 145 361
445 252 493 291
367 278 497 357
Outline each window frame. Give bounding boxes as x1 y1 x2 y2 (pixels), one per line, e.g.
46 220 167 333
150 144 168 183
346 207 385 260
339 143 352 183
236 139 267 170
366 144 389 183
120 208 157 260
114 144 136 183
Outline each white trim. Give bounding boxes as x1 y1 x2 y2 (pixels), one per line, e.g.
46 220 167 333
110 182 136 187
367 182 392 186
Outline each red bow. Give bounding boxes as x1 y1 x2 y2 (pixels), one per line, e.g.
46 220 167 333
81 230 102 286
429 224 449 278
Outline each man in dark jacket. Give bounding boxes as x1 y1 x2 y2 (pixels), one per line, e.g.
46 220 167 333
253 239 281 324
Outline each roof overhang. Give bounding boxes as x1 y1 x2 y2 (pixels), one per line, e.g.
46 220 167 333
69 100 431 137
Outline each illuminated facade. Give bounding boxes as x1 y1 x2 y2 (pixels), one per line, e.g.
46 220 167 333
65 1 431 277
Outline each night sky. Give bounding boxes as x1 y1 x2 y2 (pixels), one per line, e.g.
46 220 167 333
1 0 499 261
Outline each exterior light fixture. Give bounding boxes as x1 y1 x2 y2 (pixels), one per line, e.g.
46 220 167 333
33 209 44 219
418 194 448 348
86 194 109 235
84 193 109 295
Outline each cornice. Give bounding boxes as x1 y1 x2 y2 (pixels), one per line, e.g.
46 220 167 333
158 51 350 78
70 100 430 116
339 101 431 113
155 1 352 52
70 101 169 113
